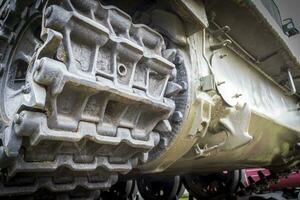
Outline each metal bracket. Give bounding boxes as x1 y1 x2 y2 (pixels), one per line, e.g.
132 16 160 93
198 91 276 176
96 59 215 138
210 25 231 37
210 39 232 51
200 75 215 92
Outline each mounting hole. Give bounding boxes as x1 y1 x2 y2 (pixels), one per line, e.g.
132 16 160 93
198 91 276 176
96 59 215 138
117 64 127 77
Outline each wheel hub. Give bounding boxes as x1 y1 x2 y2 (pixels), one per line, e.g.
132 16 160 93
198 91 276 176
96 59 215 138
1 16 42 122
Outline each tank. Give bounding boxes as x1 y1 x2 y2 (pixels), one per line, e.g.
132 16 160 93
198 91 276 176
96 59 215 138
0 0 299 199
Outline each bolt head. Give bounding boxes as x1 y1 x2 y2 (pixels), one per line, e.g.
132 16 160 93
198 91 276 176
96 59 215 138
174 54 183 66
172 111 183 123
179 81 188 92
159 137 169 148
21 84 31 94
14 114 22 125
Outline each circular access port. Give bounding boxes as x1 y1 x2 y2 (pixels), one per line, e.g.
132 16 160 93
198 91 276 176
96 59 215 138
117 64 127 77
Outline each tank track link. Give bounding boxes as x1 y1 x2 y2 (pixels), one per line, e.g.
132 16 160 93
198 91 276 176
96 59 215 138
0 183 102 200
0 0 181 197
